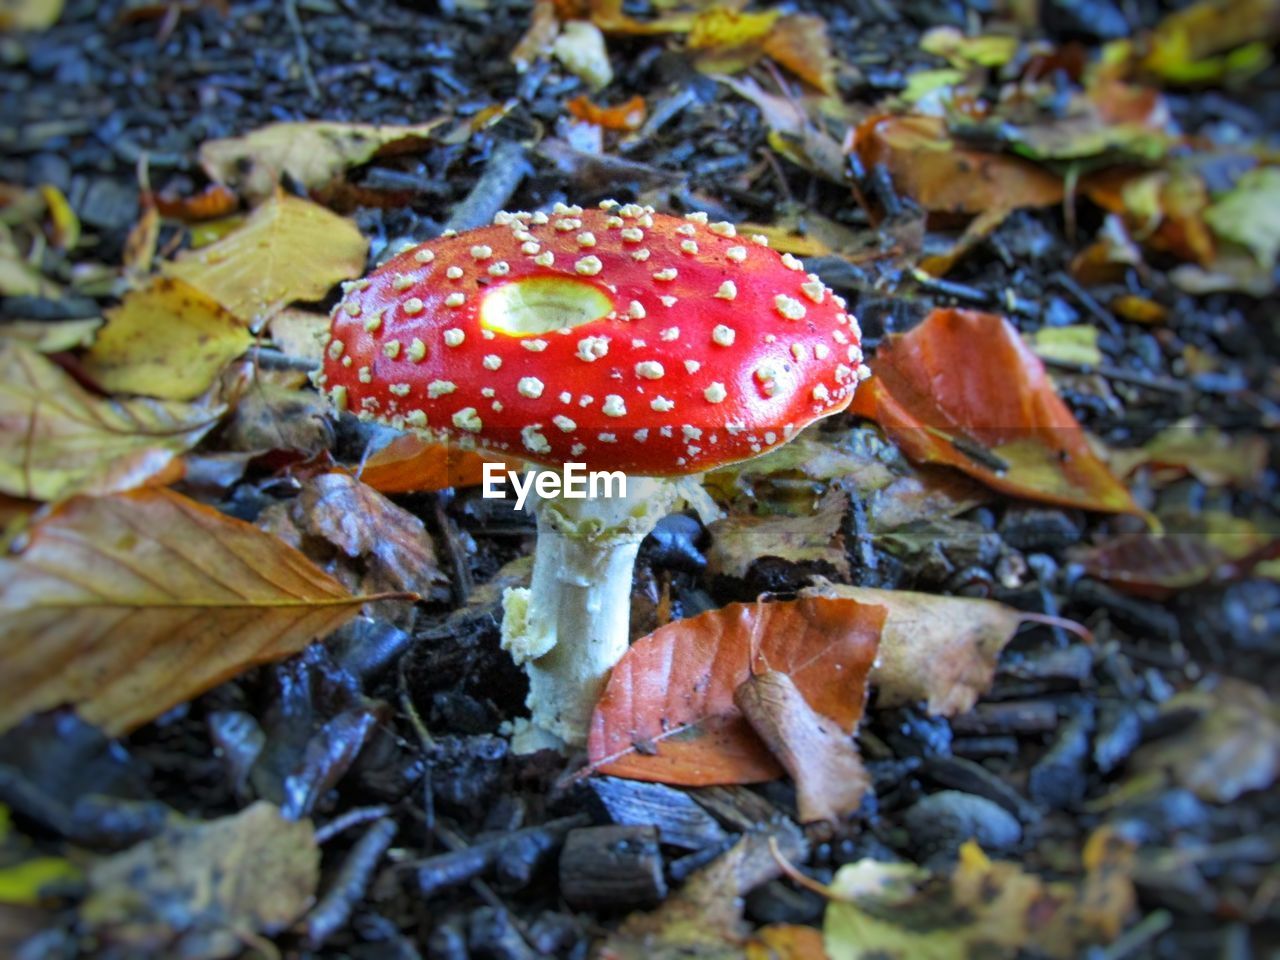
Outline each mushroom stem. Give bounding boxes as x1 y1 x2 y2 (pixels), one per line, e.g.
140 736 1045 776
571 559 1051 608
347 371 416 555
501 472 680 746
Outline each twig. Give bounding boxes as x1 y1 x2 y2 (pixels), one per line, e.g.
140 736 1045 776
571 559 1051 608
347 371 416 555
1041 357 1191 395
284 0 322 102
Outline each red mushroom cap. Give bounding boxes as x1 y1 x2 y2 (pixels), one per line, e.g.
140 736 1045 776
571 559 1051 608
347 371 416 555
319 202 866 476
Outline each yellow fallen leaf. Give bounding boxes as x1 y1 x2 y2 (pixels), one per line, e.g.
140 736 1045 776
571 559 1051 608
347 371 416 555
83 278 253 401
0 343 223 501
0 317 101 352
165 191 367 328
0 0 63 31
0 488 409 734
199 118 447 200
0 223 58 298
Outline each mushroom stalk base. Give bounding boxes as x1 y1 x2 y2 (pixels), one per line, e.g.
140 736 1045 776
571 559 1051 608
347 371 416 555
501 473 679 747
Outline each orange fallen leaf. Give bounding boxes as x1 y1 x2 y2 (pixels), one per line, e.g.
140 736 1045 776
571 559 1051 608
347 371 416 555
353 433 510 494
588 597 884 785
566 93 647 131
747 924 828 960
851 309 1144 516
0 488 409 734
147 182 239 222
850 115 1063 273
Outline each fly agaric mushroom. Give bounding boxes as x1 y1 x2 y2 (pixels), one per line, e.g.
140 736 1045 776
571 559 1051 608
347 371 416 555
319 201 867 746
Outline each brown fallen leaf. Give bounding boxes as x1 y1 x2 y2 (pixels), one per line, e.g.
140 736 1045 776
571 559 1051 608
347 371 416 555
0 488 407 735
81 801 318 960
599 824 808 960
259 473 448 607
707 490 850 581
164 191 368 327
220 378 334 458
588 597 884 785
802 580 1088 715
1071 513 1279 598
199 119 448 201
1129 676 1280 803
736 670 869 823
824 829 1137 959
0 343 222 501
850 309 1144 518
83 277 253 401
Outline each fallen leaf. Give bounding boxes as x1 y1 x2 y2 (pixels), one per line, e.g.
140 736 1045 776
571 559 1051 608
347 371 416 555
0 804 79 905
566 93 647 130
588 597 884 785
920 26 1018 67
1028 324 1102 367
824 830 1137 960
599 824 808 960
165 191 368 328
0 343 222 501
266 306 330 362
258 473 448 605
852 114 1064 216
759 14 838 93
802 580 1087 715
81 801 318 960
219 378 334 458
1204 166 1280 270
0 0 63 31
38 184 78 250
122 201 159 277
1141 0 1280 83
850 116 1063 273
148 182 239 222
0 223 59 297
850 309 1144 517
0 317 101 352
735 670 869 823
355 432 508 493
83 277 252 401
1107 418 1269 487
0 488 404 734
1129 677 1280 803
747 925 828 960
707 490 850 580
199 119 447 201
1070 515 1279 598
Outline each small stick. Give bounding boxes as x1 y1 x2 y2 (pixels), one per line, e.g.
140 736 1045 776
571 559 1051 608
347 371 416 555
284 0 322 102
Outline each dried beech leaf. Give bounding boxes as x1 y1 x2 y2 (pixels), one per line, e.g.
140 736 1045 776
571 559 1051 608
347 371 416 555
803 581 1083 715
200 119 447 200
1129 677 1280 803
165 191 368 327
735 670 869 823
82 801 318 960
0 488 402 735
0 343 222 501
258 473 447 604
851 309 1143 516
1071 514 1278 598
83 277 253 401
355 433 510 494
588 597 884 785
852 115 1063 216
707 492 850 580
